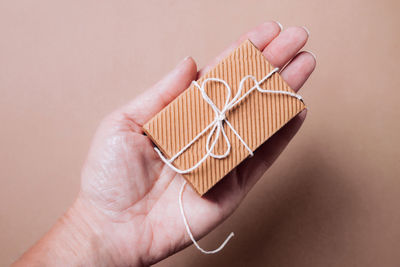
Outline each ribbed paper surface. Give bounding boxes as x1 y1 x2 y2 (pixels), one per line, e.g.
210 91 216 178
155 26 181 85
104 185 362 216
143 40 305 195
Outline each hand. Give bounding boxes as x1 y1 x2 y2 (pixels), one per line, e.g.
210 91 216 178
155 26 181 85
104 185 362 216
14 22 316 267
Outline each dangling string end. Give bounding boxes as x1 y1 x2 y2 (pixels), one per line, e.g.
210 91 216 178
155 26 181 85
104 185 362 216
179 180 234 254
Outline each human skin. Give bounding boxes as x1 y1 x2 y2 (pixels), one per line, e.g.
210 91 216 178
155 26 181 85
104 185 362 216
13 22 316 267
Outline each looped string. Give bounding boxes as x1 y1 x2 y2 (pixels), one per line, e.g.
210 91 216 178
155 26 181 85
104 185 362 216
154 67 303 174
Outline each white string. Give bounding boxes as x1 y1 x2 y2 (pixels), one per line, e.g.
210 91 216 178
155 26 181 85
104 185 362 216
179 180 235 254
158 68 303 254
154 67 303 174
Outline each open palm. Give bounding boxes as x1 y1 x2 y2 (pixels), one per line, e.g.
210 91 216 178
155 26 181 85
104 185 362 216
77 22 315 266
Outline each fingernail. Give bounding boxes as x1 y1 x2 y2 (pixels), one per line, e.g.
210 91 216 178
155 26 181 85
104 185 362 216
304 50 317 60
177 56 191 67
274 21 283 31
302 26 310 36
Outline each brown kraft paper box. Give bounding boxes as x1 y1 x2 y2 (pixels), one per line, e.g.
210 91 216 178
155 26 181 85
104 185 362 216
143 39 306 195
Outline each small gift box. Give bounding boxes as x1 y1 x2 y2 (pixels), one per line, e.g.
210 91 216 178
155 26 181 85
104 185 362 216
143 40 305 195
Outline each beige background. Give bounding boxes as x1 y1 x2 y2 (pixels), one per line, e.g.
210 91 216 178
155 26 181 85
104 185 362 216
1 0 399 266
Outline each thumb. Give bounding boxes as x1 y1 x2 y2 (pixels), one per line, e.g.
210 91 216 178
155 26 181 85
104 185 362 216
120 56 197 127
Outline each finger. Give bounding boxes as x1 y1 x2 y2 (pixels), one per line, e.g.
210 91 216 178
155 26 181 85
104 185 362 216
198 21 282 77
262 26 309 69
119 56 197 126
280 51 316 92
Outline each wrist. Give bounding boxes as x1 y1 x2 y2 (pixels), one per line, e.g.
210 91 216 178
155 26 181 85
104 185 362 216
13 196 115 267
58 197 115 266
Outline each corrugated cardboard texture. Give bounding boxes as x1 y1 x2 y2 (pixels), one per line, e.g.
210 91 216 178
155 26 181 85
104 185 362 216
143 40 305 195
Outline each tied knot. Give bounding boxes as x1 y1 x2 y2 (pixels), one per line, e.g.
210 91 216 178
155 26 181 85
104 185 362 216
216 112 226 122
